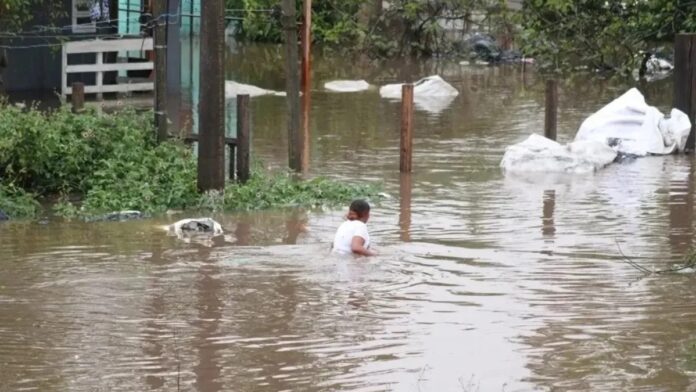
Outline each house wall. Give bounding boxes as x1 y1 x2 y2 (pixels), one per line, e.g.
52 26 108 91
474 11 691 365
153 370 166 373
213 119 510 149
2 0 72 92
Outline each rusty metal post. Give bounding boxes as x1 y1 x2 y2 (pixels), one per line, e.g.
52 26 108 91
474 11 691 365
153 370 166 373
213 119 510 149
198 0 226 191
300 0 312 173
400 84 414 173
544 79 558 141
674 34 696 152
71 82 85 113
236 94 251 183
282 0 301 171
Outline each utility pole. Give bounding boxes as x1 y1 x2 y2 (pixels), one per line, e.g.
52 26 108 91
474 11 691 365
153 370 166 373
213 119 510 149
198 0 226 191
153 0 168 142
300 0 312 172
282 0 301 171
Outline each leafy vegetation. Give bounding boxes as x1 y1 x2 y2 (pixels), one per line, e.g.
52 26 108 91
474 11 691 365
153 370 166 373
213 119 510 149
0 103 378 220
520 0 696 74
0 183 40 219
220 170 380 211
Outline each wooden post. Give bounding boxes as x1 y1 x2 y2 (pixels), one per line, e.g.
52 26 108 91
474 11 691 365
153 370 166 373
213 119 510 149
237 94 251 183
400 84 414 173
544 79 558 141
71 82 85 113
166 0 182 137
300 0 312 173
674 34 696 151
153 0 168 142
282 0 301 171
198 0 226 191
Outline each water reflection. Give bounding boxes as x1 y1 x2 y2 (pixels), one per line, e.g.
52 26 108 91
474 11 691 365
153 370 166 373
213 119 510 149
542 189 556 238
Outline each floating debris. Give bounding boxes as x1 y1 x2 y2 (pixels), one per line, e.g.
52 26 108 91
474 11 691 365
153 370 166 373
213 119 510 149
501 134 617 174
225 81 286 98
575 88 691 156
168 218 224 241
324 80 371 92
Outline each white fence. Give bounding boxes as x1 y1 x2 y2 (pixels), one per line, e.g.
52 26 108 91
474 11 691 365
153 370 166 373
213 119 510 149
61 38 154 99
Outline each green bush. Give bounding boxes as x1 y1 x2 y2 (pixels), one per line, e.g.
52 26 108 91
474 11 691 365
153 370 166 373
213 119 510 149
0 183 40 219
221 170 380 211
0 103 379 220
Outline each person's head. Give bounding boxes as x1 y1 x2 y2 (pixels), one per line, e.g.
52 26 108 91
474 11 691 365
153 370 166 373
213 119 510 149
347 199 370 223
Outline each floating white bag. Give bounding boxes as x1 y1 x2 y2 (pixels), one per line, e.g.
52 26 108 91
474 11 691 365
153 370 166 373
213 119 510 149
324 80 370 92
501 134 617 174
575 88 691 156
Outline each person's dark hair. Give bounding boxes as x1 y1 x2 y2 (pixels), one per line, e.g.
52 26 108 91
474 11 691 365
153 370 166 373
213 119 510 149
347 199 370 220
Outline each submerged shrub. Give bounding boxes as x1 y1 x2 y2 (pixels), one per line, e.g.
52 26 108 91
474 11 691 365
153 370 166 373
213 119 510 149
0 183 40 219
221 171 380 211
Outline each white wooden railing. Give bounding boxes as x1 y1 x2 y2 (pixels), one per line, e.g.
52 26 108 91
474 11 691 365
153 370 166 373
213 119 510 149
61 38 154 99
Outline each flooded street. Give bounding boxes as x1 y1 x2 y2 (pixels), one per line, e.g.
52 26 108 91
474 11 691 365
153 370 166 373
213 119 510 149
3 44 696 391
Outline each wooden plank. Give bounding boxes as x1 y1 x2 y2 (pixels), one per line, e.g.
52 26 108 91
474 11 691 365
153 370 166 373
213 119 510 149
237 95 251 183
65 38 154 54
61 47 68 97
184 135 238 145
65 82 154 95
95 51 103 100
66 62 154 73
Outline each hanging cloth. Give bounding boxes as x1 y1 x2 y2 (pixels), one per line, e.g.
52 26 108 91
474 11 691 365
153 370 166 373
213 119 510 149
90 0 110 22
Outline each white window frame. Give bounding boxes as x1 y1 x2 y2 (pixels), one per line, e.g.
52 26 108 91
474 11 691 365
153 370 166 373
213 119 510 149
72 0 97 34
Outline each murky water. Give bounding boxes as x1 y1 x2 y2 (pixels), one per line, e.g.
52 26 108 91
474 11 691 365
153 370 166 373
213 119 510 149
3 44 696 391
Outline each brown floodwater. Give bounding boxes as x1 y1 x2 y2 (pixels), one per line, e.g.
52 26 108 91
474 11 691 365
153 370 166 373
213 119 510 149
3 44 696 391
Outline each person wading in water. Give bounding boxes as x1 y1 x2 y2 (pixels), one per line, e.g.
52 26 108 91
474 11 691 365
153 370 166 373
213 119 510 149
332 200 376 256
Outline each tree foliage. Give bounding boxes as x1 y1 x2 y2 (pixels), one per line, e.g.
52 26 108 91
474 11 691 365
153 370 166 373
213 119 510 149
520 0 696 74
0 0 65 32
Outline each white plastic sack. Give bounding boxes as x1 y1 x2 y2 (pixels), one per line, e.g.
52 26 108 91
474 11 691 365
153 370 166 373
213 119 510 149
225 81 286 98
380 75 458 114
324 80 370 92
575 88 692 156
168 218 223 240
379 75 459 99
501 134 617 174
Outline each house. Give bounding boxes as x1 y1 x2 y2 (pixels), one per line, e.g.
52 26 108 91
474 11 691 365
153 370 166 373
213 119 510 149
1 0 200 95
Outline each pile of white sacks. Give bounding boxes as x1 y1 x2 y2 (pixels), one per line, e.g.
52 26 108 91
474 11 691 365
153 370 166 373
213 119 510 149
501 88 693 173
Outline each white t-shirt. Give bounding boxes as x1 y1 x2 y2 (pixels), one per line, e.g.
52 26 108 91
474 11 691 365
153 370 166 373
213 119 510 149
332 220 370 254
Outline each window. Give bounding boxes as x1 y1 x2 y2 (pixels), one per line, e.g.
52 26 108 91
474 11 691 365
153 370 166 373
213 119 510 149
72 0 96 33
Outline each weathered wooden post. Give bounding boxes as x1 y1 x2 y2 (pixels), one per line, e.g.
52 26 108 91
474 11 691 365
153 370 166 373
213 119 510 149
400 84 414 173
71 82 85 113
237 94 251 183
153 0 168 142
544 79 558 140
300 0 312 173
674 34 696 151
198 0 226 191
282 0 302 171
544 79 558 141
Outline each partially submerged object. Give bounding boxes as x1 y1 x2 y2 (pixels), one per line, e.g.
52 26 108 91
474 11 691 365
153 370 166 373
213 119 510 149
380 75 459 99
380 75 458 114
0 210 8 221
225 81 286 98
575 88 691 156
88 210 147 222
168 218 223 240
501 134 617 174
324 80 370 92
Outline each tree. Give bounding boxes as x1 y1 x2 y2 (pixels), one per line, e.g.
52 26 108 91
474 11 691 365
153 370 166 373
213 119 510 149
520 0 696 75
